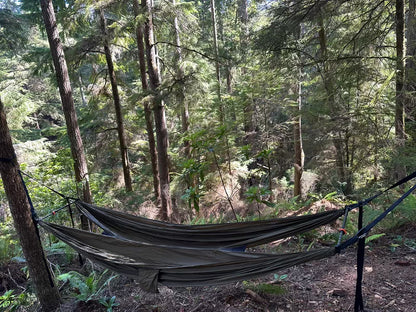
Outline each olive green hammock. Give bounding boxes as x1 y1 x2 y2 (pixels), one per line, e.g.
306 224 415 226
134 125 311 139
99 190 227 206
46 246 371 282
40 219 336 292
38 183 416 293
75 200 344 250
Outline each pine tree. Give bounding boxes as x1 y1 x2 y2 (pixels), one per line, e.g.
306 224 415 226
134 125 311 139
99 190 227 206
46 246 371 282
40 0 92 229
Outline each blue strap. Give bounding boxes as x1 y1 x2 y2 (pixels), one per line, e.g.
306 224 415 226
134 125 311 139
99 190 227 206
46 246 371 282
346 170 416 212
337 183 416 252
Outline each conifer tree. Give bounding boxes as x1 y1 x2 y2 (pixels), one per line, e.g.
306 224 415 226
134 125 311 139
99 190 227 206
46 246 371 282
0 99 60 312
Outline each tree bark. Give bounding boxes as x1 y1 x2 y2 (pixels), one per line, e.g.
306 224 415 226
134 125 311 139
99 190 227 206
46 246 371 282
143 0 173 220
132 0 160 203
396 0 405 142
210 0 223 122
172 0 190 158
99 8 133 192
293 23 305 198
406 0 416 142
317 13 347 187
40 0 92 229
0 99 61 312
293 67 304 198
395 0 406 179
237 0 254 133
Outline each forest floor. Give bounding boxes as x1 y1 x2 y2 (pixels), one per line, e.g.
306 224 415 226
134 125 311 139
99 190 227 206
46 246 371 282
1 225 415 312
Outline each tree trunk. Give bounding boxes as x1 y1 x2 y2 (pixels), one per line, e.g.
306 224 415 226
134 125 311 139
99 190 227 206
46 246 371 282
0 99 61 312
293 23 305 198
40 0 92 229
210 0 223 122
238 0 254 133
406 0 416 142
132 0 160 203
396 0 405 142
395 0 406 179
99 8 133 192
143 0 173 220
237 0 248 49
294 67 304 198
172 0 190 158
317 13 347 185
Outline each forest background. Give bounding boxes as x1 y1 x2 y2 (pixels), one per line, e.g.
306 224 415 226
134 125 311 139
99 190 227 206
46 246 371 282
1 0 416 310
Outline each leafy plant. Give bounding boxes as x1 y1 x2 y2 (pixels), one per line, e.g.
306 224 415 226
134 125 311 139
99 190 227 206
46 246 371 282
243 281 286 295
245 186 273 216
0 222 22 265
365 233 386 244
273 273 288 282
99 295 120 312
58 269 117 302
0 290 35 312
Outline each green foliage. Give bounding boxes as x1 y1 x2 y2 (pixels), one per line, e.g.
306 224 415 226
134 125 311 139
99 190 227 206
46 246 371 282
365 233 386 244
0 221 22 265
181 186 201 212
243 281 286 295
390 235 416 252
45 240 76 264
273 273 288 282
0 290 35 312
58 269 117 303
99 295 120 312
245 186 274 213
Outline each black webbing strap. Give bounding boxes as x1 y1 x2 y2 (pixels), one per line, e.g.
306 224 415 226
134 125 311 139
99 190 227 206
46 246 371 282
18 170 56 288
18 170 38 222
18 170 76 200
337 183 416 251
0 157 15 163
354 205 365 312
67 198 76 228
346 170 416 212
38 201 77 221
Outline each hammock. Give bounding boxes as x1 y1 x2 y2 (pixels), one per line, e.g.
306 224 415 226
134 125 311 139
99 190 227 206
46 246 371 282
75 200 345 249
39 183 416 297
39 220 336 292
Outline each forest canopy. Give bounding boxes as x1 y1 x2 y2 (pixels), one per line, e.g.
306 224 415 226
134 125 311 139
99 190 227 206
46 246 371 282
0 0 415 220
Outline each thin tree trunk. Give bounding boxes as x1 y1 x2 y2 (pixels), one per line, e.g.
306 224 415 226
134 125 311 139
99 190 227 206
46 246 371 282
294 66 304 198
99 8 133 192
132 0 160 203
396 0 405 142
143 0 173 220
406 0 416 141
210 0 223 122
317 13 346 184
293 23 305 198
238 0 254 133
172 0 190 158
0 99 60 312
40 0 92 229
395 0 406 179
78 74 87 107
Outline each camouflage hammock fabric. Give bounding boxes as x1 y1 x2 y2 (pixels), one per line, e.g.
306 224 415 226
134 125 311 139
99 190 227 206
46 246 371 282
75 200 345 249
39 220 337 292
